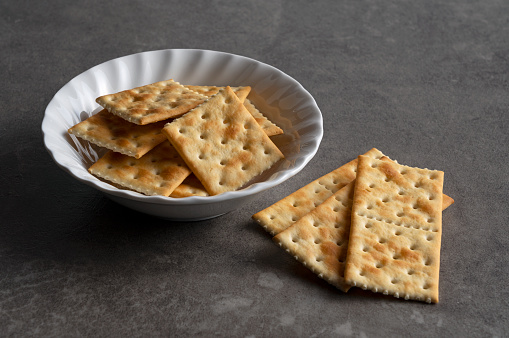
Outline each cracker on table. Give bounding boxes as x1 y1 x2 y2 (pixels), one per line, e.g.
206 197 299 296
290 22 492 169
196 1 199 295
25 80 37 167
68 109 168 159
274 181 356 292
252 148 385 236
344 155 444 303
162 86 284 196
185 85 251 102
274 173 453 294
96 79 208 125
243 99 283 137
88 141 191 196
170 175 209 198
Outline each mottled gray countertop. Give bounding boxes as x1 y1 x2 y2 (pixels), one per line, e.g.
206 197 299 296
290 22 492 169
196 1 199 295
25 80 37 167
1 0 508 336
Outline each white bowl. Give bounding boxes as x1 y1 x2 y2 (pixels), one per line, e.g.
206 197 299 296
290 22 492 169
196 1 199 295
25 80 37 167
42 49 323 221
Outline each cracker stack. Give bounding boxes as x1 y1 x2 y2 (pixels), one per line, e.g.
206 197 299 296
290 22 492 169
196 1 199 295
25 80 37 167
69 79 284 197
257 149 454 303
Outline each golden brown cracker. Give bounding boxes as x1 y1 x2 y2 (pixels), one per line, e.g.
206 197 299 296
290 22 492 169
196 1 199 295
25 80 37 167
344 155 444 303
162 86 284 195
96 79 208 125
88 141 191 196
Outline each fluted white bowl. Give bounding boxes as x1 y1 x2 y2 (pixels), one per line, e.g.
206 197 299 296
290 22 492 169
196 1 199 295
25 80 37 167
42 49 323 221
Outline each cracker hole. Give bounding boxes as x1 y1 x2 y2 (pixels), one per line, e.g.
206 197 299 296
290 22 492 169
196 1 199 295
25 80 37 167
221 139 227 145
292 237 298 243
414 182 422 188
336 241 343 247
218 181 224 186
366 205 373 210
362 246 369 252
315 257 323 262
369 183 375 188
412 203 419 209
359 271 365 277
220 160 226 166
397 212 404 217
427 218 434 223
398 190 405 195
199 134 205 140
428 195 435 200
423 283 431 290
410 244 418 250
424 259 432 266
407 269 415 275
291 216 298 222
384 177 391 182
426 234 434 241
264 149 270 155
394 230 402 236
378 238 386 244
198 154 204 160
391 279 398 284
382 197 389 203
370 163 378 168
107 165 113 169
312 221 319 228
365 222 373 229
333 207 340 212
178 128 185 134
314 239 321 245
400 169 407 175
375 262 383 269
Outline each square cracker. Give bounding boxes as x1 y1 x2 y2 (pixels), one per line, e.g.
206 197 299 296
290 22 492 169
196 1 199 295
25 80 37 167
243 99 283 137
162 86 284 195
252 148 385 236
96 79 208 125
184 85 251 102
88 141 191 196
344 155 444 303
68 109 168 159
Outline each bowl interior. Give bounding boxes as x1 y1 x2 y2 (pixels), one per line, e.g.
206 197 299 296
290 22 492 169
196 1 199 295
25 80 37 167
42 49 323 204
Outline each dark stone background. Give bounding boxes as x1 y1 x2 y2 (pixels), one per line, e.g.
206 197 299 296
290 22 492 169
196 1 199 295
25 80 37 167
1 0 507 336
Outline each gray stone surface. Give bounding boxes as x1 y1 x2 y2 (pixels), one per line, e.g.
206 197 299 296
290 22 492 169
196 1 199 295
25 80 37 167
1 0 508 336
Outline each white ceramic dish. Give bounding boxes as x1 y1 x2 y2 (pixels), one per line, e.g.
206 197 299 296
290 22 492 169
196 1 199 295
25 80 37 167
42 49 323 221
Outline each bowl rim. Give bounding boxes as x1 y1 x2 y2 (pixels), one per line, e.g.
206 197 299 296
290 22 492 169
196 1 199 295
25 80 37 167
42 48 323 205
